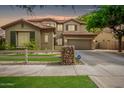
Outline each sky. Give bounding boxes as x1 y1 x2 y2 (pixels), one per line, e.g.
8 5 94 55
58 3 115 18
0 5 99 26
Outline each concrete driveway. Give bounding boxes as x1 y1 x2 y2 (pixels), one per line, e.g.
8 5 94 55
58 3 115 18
76 50 124 65
76 50 124 88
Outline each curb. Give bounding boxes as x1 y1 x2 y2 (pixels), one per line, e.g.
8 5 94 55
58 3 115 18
89 76 105 88
79 58 105 88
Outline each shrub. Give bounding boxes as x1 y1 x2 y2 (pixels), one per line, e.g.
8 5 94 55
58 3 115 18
0 38 6 50
24 41 38 50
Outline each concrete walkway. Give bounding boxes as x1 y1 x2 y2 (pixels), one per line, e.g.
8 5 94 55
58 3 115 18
0 64 124 88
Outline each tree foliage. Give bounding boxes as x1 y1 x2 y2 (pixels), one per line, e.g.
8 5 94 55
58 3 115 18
83 6 124 31
79 5 124 52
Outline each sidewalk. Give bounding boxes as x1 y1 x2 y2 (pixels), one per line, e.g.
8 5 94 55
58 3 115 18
89 64 124 88
0 64 124 88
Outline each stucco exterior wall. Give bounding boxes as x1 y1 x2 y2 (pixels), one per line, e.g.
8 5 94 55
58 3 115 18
94 28 124 49
5 23 55 49
94 28 124 42
40 31 54 50
5 23 41 48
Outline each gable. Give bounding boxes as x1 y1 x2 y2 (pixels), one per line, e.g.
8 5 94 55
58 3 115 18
64 20 81 25
94 31 116 42
5 22 40 32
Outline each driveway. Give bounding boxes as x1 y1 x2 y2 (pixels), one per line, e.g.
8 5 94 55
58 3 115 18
76 50 124 88
76 50 124 65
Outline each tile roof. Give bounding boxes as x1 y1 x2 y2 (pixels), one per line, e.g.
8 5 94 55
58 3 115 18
63 31 97 36
1 19 55 30
28 18 84 24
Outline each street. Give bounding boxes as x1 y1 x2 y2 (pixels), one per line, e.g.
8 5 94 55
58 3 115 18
76 50 124 65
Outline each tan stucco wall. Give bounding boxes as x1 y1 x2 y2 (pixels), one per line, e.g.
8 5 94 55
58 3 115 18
94 32 116 42
94 28 124 42
40 31 54 50
5 23 41 48
94 28 124 49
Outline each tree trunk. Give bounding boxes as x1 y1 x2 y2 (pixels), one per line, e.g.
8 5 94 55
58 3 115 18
118 35 122 52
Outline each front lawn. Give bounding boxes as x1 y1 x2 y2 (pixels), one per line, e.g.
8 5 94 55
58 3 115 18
0 56 61 62
0 76 97 88
0 54 61 62
10 54 60 56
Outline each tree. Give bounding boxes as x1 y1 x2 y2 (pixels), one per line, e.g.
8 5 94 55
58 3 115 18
79 5 124 52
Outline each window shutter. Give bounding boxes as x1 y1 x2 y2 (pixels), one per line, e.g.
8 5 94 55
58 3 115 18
30 31 35 41
75 25 77 31
66 25 68 31
10 31 16 47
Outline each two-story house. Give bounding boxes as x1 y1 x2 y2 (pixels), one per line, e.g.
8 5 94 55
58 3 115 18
1 18 97 50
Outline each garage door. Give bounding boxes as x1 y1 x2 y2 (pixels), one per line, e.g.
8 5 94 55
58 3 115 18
67 39 92 50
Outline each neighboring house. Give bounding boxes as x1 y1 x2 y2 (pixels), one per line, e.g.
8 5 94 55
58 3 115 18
1 18 97 50
94 28 124 50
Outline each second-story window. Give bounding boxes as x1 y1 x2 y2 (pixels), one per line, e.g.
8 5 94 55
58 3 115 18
66 24 77 31
46 23 56 27
57 24 63 31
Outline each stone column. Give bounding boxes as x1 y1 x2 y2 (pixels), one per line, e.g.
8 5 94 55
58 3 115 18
61 45 75 65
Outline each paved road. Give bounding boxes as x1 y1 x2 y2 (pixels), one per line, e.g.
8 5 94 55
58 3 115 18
76 50 124 65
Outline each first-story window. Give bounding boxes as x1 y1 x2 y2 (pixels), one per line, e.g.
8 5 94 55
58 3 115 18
44 34 48 43
57 38 62 45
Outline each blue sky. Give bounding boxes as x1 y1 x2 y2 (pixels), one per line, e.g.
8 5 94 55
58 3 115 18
0 5 99 26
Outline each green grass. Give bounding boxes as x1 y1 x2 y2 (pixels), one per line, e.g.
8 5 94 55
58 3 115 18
9 54 60 56
0 53 61 62
0 76 97 88
0 57 61 62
